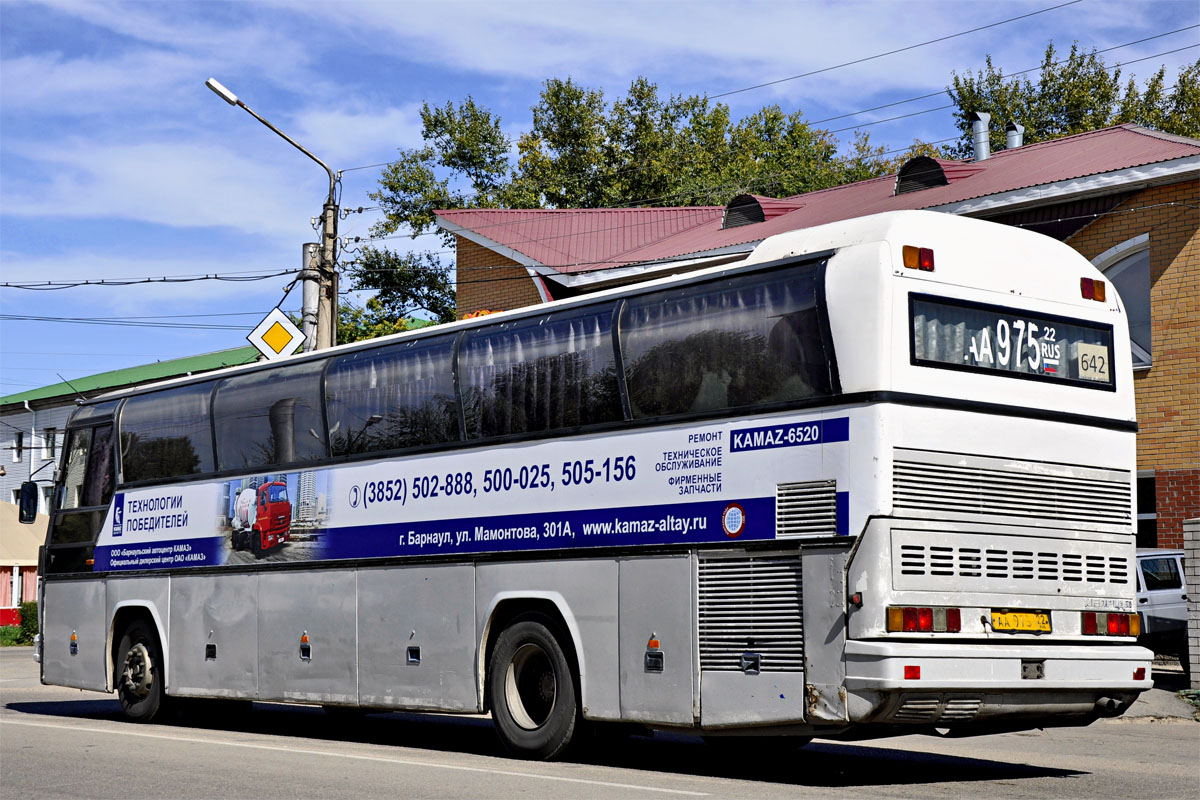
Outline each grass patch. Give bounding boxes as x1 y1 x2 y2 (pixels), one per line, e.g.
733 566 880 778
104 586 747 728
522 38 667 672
0 626 23 646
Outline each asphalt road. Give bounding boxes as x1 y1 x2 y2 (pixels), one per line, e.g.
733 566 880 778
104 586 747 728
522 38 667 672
2 647 1196 799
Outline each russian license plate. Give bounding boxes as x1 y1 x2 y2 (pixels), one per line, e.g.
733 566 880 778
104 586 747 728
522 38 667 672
991 611 1051 633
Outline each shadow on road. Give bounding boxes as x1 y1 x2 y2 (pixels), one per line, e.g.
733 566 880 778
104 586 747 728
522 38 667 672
4 696 1083 788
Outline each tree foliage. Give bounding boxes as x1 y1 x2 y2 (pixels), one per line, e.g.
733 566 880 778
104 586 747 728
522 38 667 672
948 44 1200 158
346 78 908 343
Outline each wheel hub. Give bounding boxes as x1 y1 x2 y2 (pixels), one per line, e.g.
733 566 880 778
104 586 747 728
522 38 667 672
121 642 154 699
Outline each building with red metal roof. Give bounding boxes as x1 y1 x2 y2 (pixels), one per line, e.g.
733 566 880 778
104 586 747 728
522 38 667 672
437 122 1199 549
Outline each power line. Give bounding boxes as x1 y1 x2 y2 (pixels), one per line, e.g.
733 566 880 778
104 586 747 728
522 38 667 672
0 314 253 330
712 1 1085 98
1 270 301 291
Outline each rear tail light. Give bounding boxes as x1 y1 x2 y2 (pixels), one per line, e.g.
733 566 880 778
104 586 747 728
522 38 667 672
887 606 963 633
902 245 935 271
1081 277 1107 301
1083 611 1137 636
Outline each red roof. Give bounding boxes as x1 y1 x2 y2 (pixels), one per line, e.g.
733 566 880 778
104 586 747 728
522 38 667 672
437 125 1199 275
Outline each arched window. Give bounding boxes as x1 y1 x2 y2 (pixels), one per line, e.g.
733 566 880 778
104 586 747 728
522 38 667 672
1093 235 1151 368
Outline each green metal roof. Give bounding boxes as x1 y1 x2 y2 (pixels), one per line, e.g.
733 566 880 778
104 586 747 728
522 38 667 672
1 346 260 407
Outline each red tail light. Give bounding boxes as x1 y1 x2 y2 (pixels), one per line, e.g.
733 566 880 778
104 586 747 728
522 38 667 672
918 607 933 632
945 608 961 633
903 607 919 632
1081 277 1095 299
1082 612 1098 635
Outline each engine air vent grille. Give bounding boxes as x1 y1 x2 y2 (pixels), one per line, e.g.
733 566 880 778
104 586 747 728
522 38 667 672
893 449 1131 528
776 480 837 539
698 552 803 672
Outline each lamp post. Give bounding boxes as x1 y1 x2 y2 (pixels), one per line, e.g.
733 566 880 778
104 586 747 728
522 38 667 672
205 78 339 351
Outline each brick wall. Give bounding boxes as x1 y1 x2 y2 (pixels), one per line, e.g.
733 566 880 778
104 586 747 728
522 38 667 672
454 236 543 317
1066 180 1200 548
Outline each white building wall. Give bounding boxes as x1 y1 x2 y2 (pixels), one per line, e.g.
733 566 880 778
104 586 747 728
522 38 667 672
1 402 76 514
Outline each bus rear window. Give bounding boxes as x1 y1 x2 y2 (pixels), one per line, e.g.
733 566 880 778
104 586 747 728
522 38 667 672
910 294 1116 390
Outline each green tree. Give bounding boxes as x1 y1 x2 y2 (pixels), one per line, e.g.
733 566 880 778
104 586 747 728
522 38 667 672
948 44 1200 158
350 77 907 343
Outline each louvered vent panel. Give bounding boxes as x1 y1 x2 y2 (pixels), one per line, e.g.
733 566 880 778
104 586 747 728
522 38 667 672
894 696 940 722
893 529 1133 595
942 697 982 720
698 552 804 673
776 480 837 539
893 450 1131 527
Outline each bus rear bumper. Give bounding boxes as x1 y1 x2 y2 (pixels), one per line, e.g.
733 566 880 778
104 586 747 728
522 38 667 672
842 640 1153 725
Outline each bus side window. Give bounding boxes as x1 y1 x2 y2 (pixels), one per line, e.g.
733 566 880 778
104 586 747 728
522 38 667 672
214 361 327 471
619 263 834 419
325 335 459 456
458 305 623 439
120 381 216 483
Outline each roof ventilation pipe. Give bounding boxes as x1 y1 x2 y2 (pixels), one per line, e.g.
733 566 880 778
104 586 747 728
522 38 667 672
1006 122 1025 150
970 111 991 161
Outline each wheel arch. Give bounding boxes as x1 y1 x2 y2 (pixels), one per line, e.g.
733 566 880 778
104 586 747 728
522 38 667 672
108 601 168 694
477 592 584 713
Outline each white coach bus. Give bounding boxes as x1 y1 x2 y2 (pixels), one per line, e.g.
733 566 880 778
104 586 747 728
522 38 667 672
22 210 1151 759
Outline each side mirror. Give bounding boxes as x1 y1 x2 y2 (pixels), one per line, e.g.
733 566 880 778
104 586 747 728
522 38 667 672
18 481 39 523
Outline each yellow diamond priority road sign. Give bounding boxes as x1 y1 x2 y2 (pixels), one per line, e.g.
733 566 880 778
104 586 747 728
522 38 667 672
247 307 306 361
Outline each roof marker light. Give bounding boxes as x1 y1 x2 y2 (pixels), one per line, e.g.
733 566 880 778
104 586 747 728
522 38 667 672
1093 279 1106 301
1081 278 1095 299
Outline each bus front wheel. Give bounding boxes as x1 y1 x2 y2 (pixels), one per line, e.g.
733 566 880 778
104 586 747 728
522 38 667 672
488 614 578 760
115 619 165 722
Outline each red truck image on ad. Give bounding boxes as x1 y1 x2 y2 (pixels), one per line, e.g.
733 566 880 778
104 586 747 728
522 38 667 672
231 481 291 557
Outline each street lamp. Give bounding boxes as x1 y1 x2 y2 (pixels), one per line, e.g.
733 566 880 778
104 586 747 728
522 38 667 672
205 78 339 351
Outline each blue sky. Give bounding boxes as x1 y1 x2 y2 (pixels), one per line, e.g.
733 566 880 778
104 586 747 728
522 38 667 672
1 0 1196 396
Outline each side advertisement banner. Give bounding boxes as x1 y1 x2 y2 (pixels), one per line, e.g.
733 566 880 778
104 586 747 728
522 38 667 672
94 412 852 571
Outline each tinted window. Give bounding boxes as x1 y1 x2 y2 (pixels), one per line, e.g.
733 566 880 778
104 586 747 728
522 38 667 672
911 295 1116 389
120 382 215 482
85 424 116 508
459 306 622 439
213 362 327 471
67 399 119 425
268 484 288 502
620 264 834 419
59 428 91 510
325 336 458 456
1140 557 1182 591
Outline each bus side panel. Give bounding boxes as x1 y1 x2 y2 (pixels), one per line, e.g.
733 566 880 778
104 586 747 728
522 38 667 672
107 577 170 691
359 564 479 711
476 558 620 720
258 569 357 704
618 554 695 725
169 573 259 698
41 580 108 692
801 545 851 722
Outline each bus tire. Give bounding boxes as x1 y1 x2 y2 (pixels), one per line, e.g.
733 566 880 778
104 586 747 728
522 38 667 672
251 529 263 558
488 614 578 760
115 619 165 723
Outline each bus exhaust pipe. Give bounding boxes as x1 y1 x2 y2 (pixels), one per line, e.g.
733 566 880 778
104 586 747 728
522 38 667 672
1095 697 1121 714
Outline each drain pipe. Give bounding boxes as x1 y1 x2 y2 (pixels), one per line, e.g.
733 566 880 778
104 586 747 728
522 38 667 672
1006 122 1025 150
970 111 991 161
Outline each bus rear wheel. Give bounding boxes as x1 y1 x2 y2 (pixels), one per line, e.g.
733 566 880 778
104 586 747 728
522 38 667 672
251 529 263 558
115 619 165 723
488 614 578 760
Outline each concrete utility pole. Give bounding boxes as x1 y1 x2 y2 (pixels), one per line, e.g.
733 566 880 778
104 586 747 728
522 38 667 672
205 78 339 350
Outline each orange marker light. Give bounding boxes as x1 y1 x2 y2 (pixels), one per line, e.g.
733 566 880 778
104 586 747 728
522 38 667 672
902 245 920 269
1093 279 1106 301
70 633 77 642
301 634 309 644
647 637 660 650
887 607 905 631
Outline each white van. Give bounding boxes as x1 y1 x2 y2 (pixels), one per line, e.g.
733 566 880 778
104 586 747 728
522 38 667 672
1136 548 1188 669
